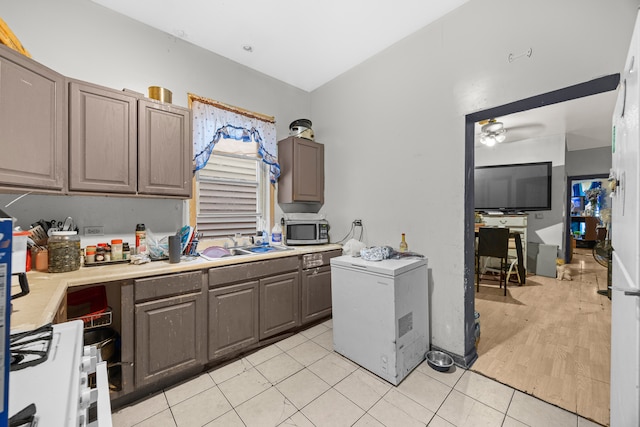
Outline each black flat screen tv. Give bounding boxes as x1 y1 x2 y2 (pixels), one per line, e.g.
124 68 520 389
474 161 552 212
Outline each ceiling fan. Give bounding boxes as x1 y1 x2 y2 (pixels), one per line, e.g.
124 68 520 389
478 119 506 146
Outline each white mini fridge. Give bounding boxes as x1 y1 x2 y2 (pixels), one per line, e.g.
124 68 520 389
330 255 429 385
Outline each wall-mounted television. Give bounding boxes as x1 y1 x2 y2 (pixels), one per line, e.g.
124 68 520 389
474 161 552 212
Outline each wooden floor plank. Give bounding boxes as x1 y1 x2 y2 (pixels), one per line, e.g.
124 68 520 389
473 248 610 426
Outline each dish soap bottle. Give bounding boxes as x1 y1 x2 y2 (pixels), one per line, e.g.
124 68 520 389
399 233 408 252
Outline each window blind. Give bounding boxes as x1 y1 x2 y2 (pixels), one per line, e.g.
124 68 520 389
197 154 261 238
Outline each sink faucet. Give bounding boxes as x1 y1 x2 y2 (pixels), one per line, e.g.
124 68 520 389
228 233 242 248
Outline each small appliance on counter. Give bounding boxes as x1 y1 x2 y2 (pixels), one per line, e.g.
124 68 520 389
283 213 328 245
288 118 314 140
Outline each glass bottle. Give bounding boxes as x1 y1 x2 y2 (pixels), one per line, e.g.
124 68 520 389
48 231 81 272
399 233 408 252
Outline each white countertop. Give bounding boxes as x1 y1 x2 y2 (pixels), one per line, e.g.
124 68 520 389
10 244 342 331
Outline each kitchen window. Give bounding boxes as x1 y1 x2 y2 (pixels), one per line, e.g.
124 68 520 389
188 93 279 239
195 152 269 238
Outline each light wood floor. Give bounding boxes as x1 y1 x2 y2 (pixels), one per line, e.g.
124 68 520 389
472 247 611 426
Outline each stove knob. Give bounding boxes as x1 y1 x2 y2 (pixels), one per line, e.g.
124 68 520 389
80 371 88 386
79 387 98 408
81 354 96 373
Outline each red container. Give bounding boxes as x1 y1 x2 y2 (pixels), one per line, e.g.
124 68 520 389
67 285 108 326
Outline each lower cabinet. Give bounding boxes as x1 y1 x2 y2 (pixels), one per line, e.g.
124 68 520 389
134 271 206 388
301 265 332 324
260 272 300 340
209 281 259 359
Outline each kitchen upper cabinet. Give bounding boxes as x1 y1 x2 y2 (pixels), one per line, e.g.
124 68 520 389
277 137 324 204
0 44 66 191
138 100 192 197
133 271 206 388
69 80 137 193
208 281 259 360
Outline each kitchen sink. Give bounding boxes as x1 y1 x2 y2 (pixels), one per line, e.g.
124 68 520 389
234 245 295 254
199 245 293 260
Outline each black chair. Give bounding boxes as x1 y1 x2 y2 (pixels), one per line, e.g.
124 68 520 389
476 227 510 295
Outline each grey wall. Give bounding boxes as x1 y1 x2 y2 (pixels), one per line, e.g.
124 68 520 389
0 0 310 241
566 146 613 176
311 0 638 358
2 0 638 360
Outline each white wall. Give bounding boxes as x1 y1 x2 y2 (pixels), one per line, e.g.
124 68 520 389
0 0 310 241
311 0 639 358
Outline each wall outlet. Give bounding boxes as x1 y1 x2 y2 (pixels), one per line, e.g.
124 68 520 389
535 213 544 219
84 226 104 236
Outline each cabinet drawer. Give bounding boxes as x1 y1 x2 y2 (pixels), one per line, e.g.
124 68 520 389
135 271 203 302
209 256 298 287
301 250 342 269
484 215 527 227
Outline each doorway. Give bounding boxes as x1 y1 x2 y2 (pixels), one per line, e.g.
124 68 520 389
463 75 619 365
565 174 610 263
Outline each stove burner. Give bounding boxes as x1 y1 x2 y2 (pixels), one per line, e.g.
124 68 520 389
10 323 53 372
8 403 37 427
10 353 25 366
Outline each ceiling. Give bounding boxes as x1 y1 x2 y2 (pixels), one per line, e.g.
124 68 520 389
475 89 618 151
91 0 471 92
92 0 617 151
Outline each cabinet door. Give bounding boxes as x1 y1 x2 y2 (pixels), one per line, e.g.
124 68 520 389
69 81 137 193
209 281 259 360
293 139 324 202
135 292 206 387
138 100 192 197
260 271 300 340
301 265 332 325
0 45 66 191
277 137 324 204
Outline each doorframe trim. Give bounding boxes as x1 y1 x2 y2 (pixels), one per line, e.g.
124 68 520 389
462 74 620 368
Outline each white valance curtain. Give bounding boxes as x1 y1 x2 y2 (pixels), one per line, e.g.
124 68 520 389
191 95 280 182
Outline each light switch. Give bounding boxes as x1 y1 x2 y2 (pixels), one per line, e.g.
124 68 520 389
535 213 543 219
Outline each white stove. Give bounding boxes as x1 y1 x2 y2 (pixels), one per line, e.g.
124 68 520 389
9 320 112 426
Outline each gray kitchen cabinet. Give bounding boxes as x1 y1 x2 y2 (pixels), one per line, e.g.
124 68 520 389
300 250 342 325
208 281 259 359
0 44 66 192
208 256 300 350
138 99 192 197
68 80 137 193
260 271 300 339
277 137 324 204
134 271 206 388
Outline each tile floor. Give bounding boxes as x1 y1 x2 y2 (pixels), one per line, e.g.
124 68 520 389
112 319 601 427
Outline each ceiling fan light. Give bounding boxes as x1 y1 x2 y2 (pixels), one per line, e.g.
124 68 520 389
484 136 496 147
495 133 506 143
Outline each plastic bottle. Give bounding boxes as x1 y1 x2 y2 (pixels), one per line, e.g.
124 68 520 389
399 233 408 252
136 224 148 255
111 239 123 260
271 223 282 245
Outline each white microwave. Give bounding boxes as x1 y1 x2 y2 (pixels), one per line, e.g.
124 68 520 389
284 219 329 245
